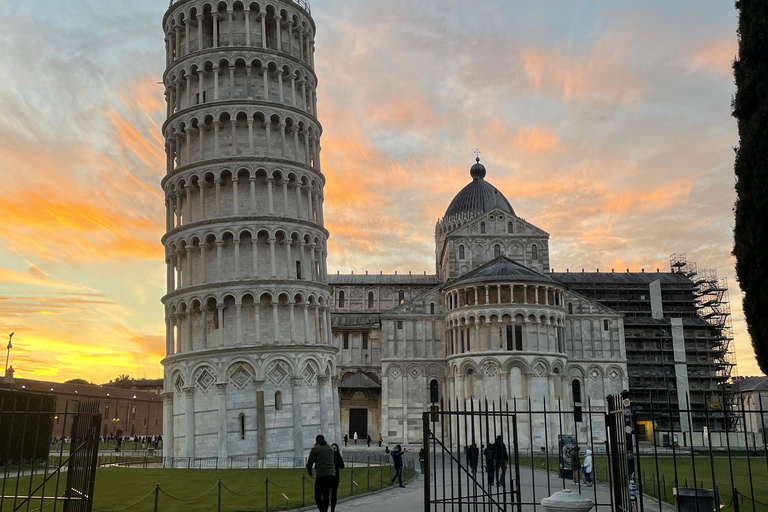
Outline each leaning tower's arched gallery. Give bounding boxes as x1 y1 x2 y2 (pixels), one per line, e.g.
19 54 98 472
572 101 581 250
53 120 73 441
160 0 729 460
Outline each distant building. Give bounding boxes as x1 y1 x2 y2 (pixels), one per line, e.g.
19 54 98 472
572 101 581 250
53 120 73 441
102 378 164 395
1 368 163 439
731 376 768 443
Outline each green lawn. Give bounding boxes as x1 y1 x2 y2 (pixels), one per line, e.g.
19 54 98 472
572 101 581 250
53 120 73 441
0 466 415 512
519 453 768 510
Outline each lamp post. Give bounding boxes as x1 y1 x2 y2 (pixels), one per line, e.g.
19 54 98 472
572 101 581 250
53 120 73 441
5 332 14 373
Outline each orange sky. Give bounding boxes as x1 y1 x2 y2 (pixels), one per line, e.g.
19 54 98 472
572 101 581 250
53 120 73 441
0 0 761 383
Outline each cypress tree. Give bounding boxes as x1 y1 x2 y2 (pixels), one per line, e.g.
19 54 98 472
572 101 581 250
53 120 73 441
733 0 768 374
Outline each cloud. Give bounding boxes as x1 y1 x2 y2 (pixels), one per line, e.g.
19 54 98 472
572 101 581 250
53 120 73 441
690 38 737 76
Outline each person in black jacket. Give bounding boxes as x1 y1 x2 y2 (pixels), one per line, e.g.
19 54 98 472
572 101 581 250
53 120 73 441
390 444 405 487
467 443 479 476
330 444 345 512
493 436 508 487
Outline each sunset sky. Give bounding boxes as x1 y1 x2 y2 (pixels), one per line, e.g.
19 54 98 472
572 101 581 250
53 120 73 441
1 0 760 383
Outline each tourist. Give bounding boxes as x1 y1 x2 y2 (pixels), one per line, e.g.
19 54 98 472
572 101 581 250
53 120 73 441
366 434 371 447
571 445 581 486
306 435 336 512
353 432 358 444
385 445 390 454
343 434 348 447
467 443 479 476
330 443 345 512
390 444 405 487
582 449 593 486
378 433 383 447
418 447 425 473
483 443 495 486
493 436 508 487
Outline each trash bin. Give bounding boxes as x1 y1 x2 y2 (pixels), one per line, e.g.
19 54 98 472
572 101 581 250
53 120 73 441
673 488 716 512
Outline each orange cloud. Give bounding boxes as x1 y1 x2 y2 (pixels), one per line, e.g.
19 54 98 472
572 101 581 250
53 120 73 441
513 127 561 154
691 38 737 76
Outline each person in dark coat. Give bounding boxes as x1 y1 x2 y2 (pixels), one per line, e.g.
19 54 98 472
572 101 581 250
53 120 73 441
483 443 495 486
367 434 371 447
330 444 345 512
418 447 425 473
307 435 336 512
493 436 508 487
467 443 479 476
570 445 581 485
343 434 348 447
390 444 405 487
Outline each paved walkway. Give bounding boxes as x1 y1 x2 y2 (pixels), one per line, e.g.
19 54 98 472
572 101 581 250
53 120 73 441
331 449 674 512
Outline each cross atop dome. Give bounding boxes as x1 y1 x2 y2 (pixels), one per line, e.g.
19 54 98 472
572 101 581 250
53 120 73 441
470 150 486 180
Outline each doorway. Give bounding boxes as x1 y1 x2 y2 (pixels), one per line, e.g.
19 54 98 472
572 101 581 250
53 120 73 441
349 408 368 439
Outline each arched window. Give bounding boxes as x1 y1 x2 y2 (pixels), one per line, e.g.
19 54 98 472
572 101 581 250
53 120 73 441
398 290 405 304
238 413 246 440
465 369 475 398
368 291 374 309
480 222 486 234
275 391 283 410
572 380 582 404
568 303 573 315
459 245 465 260
494 244 501 259
338 291 345 308
531 244 538 261
429 379 439 403
430 303 435 315
508 222 513 233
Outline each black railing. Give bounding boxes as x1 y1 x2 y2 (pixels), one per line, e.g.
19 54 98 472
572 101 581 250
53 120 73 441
0 390 102 512
422 393 768 512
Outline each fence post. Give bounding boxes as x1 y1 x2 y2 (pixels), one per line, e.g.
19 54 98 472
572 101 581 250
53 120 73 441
217 479 222 512
367 460 370 492
733 488 739 512
265 478 269 512
154 484 159 512
351 468 354 495
302 474 305 507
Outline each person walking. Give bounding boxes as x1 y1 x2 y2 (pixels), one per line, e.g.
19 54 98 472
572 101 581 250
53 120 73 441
330 443 345 512
483 443 495 486
418 447 425 473
306 435 336 512
467 443 479 477
366 434 371 447
582 449 593 486
378 433 383 447
353 432 358 444
493 436 508 488
343 434 348 447
390 444 405 487
570 445 581 486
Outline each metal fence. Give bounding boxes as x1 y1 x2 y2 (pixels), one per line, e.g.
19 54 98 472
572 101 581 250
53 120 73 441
422 392 768 512
1 391 102 512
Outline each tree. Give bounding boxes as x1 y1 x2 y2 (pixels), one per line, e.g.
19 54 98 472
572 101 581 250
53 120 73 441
114 374 132 383
733 0 768 374
64 378 92 385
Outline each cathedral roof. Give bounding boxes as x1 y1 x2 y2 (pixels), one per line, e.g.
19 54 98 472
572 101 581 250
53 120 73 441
338 371 381 389
447 256 557 288
443 158 515 219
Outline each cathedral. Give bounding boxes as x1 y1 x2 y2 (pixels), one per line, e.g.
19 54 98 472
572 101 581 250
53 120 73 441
159 0 728 462
329 158 628 449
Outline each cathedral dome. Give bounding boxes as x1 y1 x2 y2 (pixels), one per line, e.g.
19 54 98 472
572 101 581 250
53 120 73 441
443 158 515 218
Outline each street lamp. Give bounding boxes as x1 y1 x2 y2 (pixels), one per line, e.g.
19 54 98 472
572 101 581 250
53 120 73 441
5 332 14 373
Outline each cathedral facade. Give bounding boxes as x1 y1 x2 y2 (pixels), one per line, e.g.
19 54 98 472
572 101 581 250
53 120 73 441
329 159 629 449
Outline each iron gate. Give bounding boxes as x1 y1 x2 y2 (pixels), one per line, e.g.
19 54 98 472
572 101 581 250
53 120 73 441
422 394 632 512
1 391 102 512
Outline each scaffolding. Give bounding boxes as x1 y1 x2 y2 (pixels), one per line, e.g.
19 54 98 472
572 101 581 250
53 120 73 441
669 254 737 383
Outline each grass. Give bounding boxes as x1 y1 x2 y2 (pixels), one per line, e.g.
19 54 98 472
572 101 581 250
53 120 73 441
0 466 416 512
518 452 768 510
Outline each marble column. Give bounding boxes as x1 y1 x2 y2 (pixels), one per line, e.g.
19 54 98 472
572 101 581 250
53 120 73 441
291 378 304 459
216 383 228 460
183 387 195 459
162 392 174 460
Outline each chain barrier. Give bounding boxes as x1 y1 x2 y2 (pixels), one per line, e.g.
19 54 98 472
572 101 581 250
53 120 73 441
742 494 768 508
158 483 218 501
92 488 157 512
266 478 290 489
220 479 265 497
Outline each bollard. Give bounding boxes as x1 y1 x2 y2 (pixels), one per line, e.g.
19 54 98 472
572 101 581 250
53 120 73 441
540 489 594 512
217 479 221 512
154 485 160 512
302 474 306 506
265 478 269 512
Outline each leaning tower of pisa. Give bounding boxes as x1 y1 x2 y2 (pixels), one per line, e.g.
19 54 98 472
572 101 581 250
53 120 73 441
159 0 339 463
